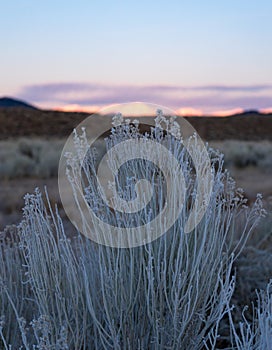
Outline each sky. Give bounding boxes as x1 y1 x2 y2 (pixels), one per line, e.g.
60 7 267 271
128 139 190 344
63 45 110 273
1 0 272 115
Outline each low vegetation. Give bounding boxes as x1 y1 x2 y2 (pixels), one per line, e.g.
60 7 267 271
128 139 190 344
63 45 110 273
210 140 272 171
0 138 64 179
1 138 272 180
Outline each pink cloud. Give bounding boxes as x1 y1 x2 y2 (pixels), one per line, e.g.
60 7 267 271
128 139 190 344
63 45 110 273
17 82 272 115
175 107 203 116
53 104 100 113
260 107 272 114
210 108 244 117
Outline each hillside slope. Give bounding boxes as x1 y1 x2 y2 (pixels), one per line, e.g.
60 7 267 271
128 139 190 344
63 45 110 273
0 108 271 141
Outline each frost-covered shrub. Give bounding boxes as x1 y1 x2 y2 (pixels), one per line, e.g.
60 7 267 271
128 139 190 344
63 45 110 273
229 279 272 350
0 113 265 349
227 208 272 337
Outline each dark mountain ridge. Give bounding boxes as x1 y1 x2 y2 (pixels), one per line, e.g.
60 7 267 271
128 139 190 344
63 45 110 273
0 97 38 109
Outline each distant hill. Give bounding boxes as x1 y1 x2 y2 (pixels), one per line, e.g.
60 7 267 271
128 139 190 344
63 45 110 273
0 97 38 109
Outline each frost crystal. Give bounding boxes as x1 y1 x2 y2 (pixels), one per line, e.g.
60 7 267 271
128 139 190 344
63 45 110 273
112 112 124 127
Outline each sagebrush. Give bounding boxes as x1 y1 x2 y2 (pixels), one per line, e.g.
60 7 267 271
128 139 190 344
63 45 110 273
0 113 270 349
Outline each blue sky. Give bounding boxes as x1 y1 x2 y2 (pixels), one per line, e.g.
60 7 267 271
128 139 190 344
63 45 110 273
1 0 272 114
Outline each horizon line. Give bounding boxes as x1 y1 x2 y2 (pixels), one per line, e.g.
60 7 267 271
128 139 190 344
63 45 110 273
1 95 272 117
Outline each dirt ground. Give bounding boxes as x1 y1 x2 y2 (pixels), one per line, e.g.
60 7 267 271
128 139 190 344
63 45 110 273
0 166 271 232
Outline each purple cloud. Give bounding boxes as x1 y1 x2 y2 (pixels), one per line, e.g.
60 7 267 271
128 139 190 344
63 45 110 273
17 82 272 113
